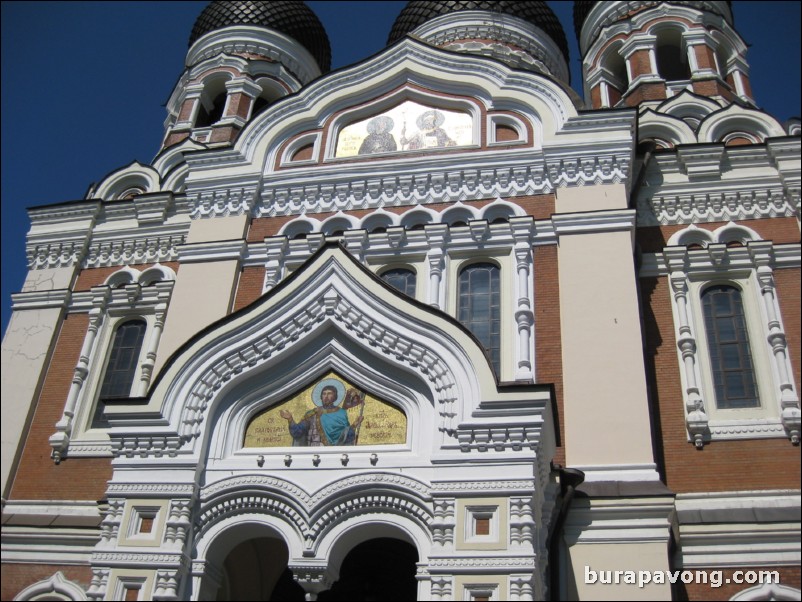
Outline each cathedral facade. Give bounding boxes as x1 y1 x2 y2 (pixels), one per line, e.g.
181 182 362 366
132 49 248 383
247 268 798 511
1 2 799 600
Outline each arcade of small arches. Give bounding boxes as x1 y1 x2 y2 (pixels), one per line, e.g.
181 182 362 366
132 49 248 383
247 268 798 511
192 490 429 601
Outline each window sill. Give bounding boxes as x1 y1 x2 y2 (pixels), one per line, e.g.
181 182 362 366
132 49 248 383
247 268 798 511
706 417 785 441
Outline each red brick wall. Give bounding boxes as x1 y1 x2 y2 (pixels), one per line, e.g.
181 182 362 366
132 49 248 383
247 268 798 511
495 124 519 142
681 565 800 601
9 313 112 501
291 143 315 161
775 269 801 393
590 84 602 109
628 49 653 78
692 78 736 101
534 244 565 465
625 81 668 105
233 266 267 312
693 45 716 70
1 564 92 601
641 275 802 493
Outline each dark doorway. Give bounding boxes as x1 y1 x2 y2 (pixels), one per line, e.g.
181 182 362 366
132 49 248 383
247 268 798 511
215 537 304 601
318 537 419 601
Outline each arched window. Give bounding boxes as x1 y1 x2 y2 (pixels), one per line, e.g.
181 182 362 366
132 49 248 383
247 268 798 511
458 263 501 374
702 285 759 409
92 319 146 427
655 29 691 81
381 268 416 298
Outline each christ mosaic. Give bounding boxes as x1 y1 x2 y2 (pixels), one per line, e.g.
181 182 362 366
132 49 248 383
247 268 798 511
335 100 473 158
244 372 407 447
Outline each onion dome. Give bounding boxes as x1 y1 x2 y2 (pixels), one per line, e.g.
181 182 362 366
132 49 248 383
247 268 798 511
189 1 331 73
388 1 570 66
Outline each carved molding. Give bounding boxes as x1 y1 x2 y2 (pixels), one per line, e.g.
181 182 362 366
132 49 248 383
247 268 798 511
187 158 628 219
177 287 460 448
638 189 796 226
428 556 536 569
83 234 184 268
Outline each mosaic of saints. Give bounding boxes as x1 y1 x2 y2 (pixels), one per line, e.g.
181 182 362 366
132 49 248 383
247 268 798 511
279 378 366 446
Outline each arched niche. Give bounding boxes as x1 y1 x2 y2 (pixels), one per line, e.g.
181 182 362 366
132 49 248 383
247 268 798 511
332 97 477 159
206 324 432 461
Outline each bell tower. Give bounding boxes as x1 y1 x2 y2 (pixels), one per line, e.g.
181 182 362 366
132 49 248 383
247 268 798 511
161 0 331 149
575 1 754 109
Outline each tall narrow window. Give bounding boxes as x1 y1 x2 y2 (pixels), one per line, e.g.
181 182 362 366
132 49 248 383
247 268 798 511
381 268 416 298
656 29 691 81
702 285 759 409
458 263 501 374
92 319 146 427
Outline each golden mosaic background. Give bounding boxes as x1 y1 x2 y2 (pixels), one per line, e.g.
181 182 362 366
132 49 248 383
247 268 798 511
244 371 407 447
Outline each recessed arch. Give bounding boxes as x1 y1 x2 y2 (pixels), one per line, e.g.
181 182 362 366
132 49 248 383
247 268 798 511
639 109 697 146
668 224 714 248
361 210 397 233
698 105 785 144
399 207 437 230
321 214 357 236
195 72 233 128
653 26 691 81
442 203 479 227
90 161 160 201
279 217 320 239
13 571 87 601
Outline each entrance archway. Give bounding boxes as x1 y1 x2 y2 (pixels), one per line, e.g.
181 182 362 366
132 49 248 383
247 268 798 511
319 538 418 601
214 536 305 601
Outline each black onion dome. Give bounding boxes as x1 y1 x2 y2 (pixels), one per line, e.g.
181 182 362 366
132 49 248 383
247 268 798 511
573 1 734 41
572 1 596 41
189 1 331 72
387 1 570 64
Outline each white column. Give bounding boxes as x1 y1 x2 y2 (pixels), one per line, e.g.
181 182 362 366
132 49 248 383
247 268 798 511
49 287 110 463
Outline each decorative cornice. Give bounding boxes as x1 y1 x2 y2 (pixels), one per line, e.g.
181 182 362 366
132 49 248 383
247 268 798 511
11 289 71 311
83 234 185 268
638 243 801 278
309 473 431 505
185 184 259 218
177 239 247 263
200 474 311 505
637 188 796 226
552 209 637 235
27 236 90 270
430 480 536 496
427 555 536 571
105 483 196 497
455 422 544 452
90 551 185 565
181 153 630 220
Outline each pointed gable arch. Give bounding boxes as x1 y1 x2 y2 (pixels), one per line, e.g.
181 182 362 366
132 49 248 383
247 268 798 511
105 244 552 464
213 37 578 173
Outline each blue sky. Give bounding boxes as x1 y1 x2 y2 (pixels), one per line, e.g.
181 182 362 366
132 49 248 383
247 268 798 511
2 1 800 337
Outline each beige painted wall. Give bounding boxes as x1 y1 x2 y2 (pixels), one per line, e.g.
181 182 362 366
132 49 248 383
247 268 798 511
568 542 672 600
2 268 73 497
1 306 62 497
21 266 75 292
154 215 249 375
558 229 654 467
186 214 248 244
153 259 239 376
556 183 628 214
